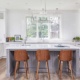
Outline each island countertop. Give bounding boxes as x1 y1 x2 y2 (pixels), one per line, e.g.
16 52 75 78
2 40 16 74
5 43 79 50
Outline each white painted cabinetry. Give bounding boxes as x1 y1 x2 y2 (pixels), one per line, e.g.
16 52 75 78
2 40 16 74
0 10 6 43
0 44 5 58
0 44 2 58
0 9 7 58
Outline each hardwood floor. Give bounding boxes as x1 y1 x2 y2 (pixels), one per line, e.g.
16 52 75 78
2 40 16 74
0 58 80 80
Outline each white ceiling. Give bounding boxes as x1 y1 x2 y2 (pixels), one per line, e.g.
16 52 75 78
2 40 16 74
0 0 80 10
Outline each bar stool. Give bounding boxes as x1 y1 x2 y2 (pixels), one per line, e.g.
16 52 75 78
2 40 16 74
14 50 29 79
36 50 50 80
58 50 74 79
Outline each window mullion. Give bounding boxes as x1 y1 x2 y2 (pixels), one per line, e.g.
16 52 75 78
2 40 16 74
36 16 38 39
48 21 50 39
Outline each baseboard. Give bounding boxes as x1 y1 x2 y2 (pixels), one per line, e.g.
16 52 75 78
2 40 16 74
2 56 6 58
0 56 6 59
0 57 2 59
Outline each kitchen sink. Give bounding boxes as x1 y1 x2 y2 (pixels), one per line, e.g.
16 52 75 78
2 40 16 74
54 45 68 47
54 44 69 47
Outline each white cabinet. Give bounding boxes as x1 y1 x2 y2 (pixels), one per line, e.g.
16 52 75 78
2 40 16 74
0 9 7 58
0 44 4 58
0 44 2 58
0 19 5 43
0 43 6 58
0 10 6 43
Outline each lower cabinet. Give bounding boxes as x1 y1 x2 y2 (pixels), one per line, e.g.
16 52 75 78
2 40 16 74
75 42 80 57
0 43 6 58
0 44 2 58
0 44 3 58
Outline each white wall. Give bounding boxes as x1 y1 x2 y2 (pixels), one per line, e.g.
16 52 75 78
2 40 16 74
77 10 80 36
61 11 78 40
7 10 79 41
7 10 27 39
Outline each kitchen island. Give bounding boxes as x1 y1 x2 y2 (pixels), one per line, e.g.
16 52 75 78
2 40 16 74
6 44 80 77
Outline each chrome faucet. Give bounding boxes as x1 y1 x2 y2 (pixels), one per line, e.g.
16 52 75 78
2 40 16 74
23 37 27 44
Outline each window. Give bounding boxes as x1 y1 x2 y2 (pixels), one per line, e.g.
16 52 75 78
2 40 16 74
26 15 60 40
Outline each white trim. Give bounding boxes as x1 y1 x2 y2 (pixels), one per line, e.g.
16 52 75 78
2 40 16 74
2 56 6 58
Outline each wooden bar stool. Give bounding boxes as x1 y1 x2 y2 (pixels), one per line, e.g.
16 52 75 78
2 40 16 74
36 50 50 80
58 50 74 80
14 50 29 79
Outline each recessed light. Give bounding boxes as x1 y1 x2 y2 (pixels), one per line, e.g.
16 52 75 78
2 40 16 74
42 8 44 10
28 8 31 10
7 3 10 5
75 2 79 5
59 3 62 4
56 8 58 10
25 3 27 5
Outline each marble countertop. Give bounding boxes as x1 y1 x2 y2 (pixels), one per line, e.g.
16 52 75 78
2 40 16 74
6 41 76 44
5 43 79 50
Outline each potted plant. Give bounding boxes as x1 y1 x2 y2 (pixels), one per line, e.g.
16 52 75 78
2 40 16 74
20 38 23 40
10 37 15 42
73 37 80 42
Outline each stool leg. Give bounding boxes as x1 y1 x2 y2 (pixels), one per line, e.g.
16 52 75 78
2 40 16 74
14 61 19 79
59 61 63 79
69 61 74 80
46 61 50 80
67 61 70 73
17 61 20 73
58 60 60 74
24 61 28 79
36 61 40 80
27 61 29 77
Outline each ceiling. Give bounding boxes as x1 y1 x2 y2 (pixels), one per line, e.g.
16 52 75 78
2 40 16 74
0 0 80 10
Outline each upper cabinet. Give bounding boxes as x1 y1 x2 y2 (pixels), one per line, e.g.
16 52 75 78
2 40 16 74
0 9 7 43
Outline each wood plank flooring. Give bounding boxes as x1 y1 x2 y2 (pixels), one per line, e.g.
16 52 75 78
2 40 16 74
0 58 80 80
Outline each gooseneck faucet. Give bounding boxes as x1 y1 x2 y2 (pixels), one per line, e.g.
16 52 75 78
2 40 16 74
23 37 27 44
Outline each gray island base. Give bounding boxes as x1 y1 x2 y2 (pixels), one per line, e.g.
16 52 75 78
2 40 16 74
6 48 80 78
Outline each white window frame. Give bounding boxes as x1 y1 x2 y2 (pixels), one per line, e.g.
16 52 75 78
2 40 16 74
26 14 61 42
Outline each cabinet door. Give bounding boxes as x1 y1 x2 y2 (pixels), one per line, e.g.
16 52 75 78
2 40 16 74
0 44 6 58
2 44 6 57
0 44 2 58
0 13 5 43
75 43 80 57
